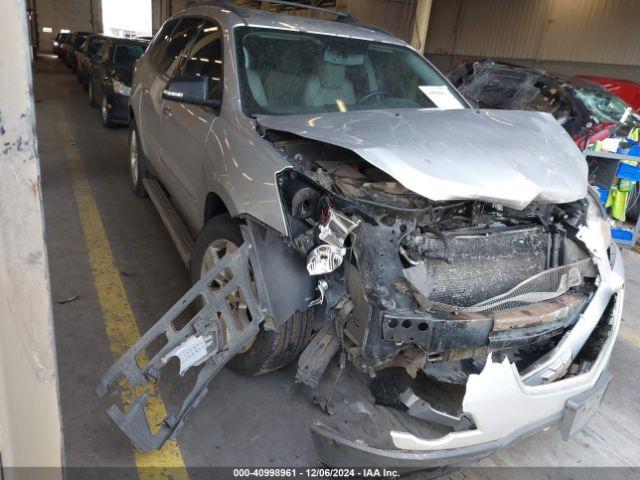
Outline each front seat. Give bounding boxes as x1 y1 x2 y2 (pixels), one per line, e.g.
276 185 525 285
303 63 356 108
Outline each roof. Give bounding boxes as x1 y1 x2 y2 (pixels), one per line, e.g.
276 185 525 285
179 2 405 46
106 37 150 46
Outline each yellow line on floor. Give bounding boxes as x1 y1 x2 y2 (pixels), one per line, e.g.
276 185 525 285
619 329 640 350
59 121 189 479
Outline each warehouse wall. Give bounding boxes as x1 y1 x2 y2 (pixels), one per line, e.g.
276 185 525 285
346 0 416 42
32 0 102 52
425 0 640 82
152 0 189 31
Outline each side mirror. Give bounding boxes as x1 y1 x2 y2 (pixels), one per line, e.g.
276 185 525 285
163 75 220 109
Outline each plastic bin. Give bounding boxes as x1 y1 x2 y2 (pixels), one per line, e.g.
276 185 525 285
617 162 640 182
611 228 634 242
594 186 610 205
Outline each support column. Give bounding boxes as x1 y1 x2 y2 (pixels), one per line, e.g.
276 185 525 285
409 0 432 53
0 1 63 479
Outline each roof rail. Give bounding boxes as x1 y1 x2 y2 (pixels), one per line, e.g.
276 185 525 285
185 0 355 23
184 0 246 18
250 0 354 22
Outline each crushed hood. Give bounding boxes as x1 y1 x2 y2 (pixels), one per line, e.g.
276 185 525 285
257 109 588 209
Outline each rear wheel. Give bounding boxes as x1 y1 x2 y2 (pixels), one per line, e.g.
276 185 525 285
190 214 314 375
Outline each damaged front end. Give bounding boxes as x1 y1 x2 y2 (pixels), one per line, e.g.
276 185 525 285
96 121 623 469
267 127 624 465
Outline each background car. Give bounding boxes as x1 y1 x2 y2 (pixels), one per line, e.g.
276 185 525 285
58 33 73 61
75 34 106 91
87 37 148 127
53 33 68 56
64 31 92 71
581 76 640 113
448 60 640 148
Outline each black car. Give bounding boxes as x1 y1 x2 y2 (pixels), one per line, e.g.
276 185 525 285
76 34 106 90
53 33 69 56
64 31 92 71
448 60 640 146
88 37 149 127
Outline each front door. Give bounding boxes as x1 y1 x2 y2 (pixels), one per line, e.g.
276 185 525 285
138 17 201 173
160 19 224 232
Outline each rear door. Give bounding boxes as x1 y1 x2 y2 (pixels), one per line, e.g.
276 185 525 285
159 19 224 231
137 17 200 172
90 39 111 101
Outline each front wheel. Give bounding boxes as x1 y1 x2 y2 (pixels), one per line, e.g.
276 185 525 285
88 81 98 107
129 120 147 197
190 214 314 375
101 94 115 128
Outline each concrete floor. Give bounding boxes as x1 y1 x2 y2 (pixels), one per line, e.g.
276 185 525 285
35 56 640 476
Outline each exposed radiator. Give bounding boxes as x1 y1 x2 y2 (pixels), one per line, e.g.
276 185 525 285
421 227 550 307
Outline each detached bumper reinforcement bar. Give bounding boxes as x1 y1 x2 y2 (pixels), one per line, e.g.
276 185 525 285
95 242 265 453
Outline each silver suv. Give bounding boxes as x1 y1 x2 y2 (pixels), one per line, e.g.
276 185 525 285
103 0 624 468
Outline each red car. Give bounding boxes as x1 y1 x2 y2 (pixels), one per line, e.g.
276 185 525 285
581 76 640 113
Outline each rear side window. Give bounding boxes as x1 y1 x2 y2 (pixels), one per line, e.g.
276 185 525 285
180 20 223 101
150 17 202 76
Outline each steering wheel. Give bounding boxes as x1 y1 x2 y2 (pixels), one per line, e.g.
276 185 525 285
358 90 385 105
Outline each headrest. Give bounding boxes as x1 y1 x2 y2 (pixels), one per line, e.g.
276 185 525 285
318 63 346 89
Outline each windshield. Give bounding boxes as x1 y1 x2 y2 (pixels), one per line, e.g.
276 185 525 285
235 27 466 116
572 84 640 124
112 44 145 69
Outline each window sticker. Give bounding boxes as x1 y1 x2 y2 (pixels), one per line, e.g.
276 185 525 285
419 85 464 110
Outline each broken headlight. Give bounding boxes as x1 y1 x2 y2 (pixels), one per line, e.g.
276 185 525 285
277 171 360 276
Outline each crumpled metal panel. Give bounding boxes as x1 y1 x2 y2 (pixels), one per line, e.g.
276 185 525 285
256 108 588 210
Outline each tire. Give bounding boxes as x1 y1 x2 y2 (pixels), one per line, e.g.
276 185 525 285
129 120 147 197
89 81 98 107
101 94 115 128
190 214 314 375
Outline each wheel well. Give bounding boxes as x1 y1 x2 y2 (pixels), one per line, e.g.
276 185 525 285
204 192 229 222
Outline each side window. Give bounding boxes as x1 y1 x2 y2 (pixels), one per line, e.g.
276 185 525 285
147 19 179 68
113 44 146 69
180 20 223 101
88 38 104 56
98 41 110 62
153 17 202 77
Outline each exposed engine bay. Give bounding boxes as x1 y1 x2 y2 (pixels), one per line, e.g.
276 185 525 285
270 129 600 385
95 123 622 464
